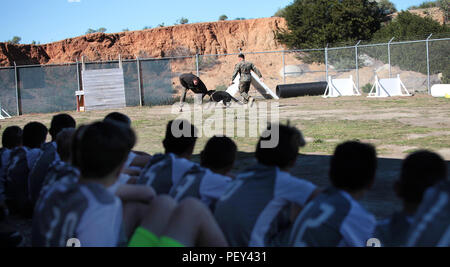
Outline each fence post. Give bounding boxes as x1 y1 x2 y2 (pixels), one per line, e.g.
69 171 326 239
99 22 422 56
13 61 20 116
282 50 286 84
136 56 143 107
196 54 200 77
325 44 329 82
388 37 395 78
426 34 433 95
355 40 361 90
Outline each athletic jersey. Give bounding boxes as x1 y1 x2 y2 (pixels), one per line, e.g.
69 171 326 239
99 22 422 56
406 181 450 247
29 142 59 206
137 153 196 194
32 181 125 247
40 160 80 197
0 148 10 202
169 165 232 209
289 187 376 247
374 212 414 247
4 146 41 216
214 163 317 247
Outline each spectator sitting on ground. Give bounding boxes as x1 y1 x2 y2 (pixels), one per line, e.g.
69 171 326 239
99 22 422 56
32 121 154 247
5 122 47 218
289 141 378 247
405 154 449 247
0 126 23 213
169 136 236 210
29 114 76 207
214 123 320 247
137 119 197 194
374 150 447 247
104 112 151 179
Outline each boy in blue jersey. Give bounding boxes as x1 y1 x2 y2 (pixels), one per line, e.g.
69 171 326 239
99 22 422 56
290 141 377 247
214 124 320 247
138 119 197 194
374 151 447 247
29 114 76 207
5 122 47 218
0 126 23 213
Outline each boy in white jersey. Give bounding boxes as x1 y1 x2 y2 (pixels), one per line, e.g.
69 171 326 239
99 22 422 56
374 151 447 247
138 119 197 194
33 121 141 246
169 136 236 209
214 124 320 247
290 141 377 247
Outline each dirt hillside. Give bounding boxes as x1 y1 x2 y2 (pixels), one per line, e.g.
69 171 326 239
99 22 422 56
0 17 287 67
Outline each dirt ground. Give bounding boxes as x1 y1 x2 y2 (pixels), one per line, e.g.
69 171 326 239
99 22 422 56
2 95 449 225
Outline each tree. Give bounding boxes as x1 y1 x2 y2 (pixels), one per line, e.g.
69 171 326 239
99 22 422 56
157 23 165 28
276 0 387 51
274 7 287 17
219 15 228 21
98 27 107 33
376 0 397 16
177 17 189 25
372 11 449 41
8 36 21 44
86 27 107 34
122 28 130 32
142 26 152 30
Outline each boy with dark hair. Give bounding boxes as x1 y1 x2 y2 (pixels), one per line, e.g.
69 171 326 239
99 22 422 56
290 141 377 247
0 126 23 216
375 150 447 247
33 121 136 246
214 124 320 247
169 136 236 210
137 119 197 194
103 112 151 175
29 114 76 206
5 122 47 217
404 152 449 247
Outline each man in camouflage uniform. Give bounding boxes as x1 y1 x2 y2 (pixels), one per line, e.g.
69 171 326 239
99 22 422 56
230 54 263 105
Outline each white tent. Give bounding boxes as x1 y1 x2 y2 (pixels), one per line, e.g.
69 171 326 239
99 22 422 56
323 75 361 98
368 75 411 97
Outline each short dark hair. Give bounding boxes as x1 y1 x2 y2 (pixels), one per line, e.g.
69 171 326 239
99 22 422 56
255 124 306 169
238 53 245 60
49 114 76 141
163 120 198 156
56 128 76 162
104 112 131 128
330 141 377 192
398 150 447 204
2 126 22 149
73 121 136 179
201 136 237 171
23 122 48 149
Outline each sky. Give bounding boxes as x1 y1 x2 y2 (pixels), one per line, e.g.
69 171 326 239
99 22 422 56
1 0 435 44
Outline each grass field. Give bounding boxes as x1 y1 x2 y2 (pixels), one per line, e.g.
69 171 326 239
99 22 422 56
1 95 449 219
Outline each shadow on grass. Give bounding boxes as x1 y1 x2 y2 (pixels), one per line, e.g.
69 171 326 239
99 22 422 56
193 151 450 220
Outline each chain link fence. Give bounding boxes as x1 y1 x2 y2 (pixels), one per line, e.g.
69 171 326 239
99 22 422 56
0 36 448 116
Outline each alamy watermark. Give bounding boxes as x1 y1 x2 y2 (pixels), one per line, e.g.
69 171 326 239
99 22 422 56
171 101 280 148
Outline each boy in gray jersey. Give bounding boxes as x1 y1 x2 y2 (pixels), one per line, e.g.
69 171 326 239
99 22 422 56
290 141 377 247
138 119 197 194
406 179 449 246
374 151 447 247
230 53 263 105
214 124 320 247
169 136 236 210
